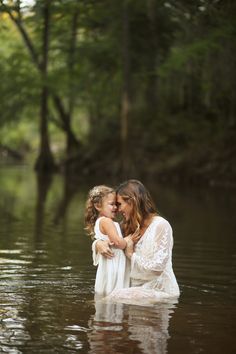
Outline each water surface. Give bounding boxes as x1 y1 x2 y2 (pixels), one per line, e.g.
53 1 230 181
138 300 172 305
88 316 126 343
0 167 235 353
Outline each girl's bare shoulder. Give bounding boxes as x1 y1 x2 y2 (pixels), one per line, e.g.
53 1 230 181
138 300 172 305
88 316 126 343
99 216 113 225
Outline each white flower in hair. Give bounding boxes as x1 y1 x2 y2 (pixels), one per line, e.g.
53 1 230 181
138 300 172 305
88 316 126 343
89 186 101 198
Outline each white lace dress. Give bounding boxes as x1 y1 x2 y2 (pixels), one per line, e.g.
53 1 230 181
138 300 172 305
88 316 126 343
107 216 180 304
92 217 130 296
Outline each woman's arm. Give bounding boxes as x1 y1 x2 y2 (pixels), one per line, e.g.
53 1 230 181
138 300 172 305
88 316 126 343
100 217 127 249
93 239 114 259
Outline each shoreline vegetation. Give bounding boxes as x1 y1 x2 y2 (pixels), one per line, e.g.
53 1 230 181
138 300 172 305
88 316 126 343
1 141 235 188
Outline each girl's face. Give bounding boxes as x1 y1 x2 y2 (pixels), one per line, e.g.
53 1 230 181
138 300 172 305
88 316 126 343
97 193 117 219
117 195 133 221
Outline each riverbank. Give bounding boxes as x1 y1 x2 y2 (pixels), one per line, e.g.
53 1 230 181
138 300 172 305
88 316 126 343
1 141 235 188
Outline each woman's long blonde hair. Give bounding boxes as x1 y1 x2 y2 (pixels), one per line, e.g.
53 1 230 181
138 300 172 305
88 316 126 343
84 185 114 238
116 179 157 237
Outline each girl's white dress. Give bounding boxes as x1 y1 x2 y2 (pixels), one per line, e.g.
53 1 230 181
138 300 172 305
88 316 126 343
92 217 130 296
107 216 180 304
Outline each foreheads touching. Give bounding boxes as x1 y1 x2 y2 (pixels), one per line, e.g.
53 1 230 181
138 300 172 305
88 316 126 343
85 180 157 236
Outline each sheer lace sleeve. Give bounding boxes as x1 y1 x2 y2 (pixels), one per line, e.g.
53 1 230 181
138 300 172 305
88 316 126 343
131 220 172 273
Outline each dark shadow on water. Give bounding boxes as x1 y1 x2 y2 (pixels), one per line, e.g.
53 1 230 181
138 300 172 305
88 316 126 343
53 170 80 225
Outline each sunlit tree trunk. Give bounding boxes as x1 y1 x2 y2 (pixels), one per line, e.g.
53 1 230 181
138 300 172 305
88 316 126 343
35 0 56 172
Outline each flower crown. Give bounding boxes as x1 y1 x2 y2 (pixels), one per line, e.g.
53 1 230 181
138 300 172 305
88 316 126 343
89 185 114 200
89 186 101 199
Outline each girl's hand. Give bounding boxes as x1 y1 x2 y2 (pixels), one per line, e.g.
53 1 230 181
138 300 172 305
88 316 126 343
95 240 114 259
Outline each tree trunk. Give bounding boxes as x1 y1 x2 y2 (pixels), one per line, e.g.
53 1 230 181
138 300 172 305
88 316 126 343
68 9 79 119
52 95 81 156
2 1 81 159
35 0 56 172
146 0 158 112
120 0 131 176
66 9 82 156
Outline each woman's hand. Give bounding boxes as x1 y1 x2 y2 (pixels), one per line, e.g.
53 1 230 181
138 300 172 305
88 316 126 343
95 240 114 259
131 228 141 244
124 235 134 259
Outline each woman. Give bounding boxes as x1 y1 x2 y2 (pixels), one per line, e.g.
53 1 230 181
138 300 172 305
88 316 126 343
93 179 180 304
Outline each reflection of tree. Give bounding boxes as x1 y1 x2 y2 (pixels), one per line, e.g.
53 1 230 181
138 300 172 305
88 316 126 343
88 299 176 354
53 170 80 225
34 172 53 243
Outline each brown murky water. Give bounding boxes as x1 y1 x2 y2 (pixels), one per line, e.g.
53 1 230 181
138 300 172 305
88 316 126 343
0 166 235 353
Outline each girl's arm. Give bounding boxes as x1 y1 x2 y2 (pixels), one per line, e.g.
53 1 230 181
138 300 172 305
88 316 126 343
100 217 127 249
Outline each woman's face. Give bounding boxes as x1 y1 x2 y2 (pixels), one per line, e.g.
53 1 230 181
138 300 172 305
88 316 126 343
117 195 133 221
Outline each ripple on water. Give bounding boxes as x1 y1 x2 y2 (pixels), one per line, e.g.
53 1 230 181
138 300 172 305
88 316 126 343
65 325 89 332
0 258 31 265
0 250 22 255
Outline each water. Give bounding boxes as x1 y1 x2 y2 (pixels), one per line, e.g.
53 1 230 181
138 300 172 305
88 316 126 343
0 166 235 353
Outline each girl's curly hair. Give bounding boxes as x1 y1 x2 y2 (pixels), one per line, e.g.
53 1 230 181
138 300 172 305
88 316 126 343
84 185 114 238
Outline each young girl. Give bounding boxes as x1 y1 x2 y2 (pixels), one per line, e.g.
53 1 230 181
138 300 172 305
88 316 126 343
85 185 131 296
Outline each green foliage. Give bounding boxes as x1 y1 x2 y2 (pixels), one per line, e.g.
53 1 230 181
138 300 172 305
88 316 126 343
0 0 235 183
160 23 235 76
0 15 40 128
0 120 38 150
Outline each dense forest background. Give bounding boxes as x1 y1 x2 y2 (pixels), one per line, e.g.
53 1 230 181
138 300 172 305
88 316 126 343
0 0 235 185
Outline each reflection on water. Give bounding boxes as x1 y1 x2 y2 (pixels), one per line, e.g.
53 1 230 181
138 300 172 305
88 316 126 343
0 166 236 353
88 300 175 354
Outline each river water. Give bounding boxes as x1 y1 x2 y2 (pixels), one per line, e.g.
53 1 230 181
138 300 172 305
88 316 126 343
0 166 235 354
